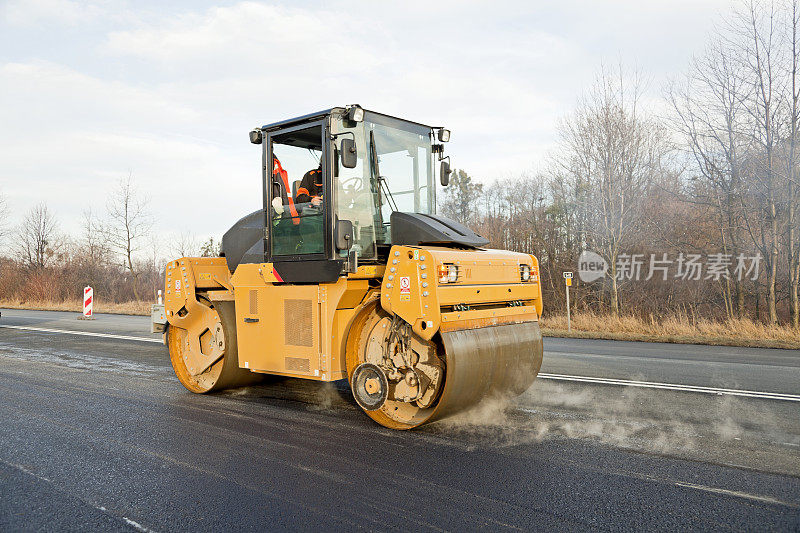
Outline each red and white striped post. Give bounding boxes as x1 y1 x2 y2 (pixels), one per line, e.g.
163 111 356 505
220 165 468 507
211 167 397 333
83 286 94 318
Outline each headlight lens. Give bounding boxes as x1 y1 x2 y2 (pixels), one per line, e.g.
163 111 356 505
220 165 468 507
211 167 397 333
448 264 458 283
520 264 531 282
438 263 459 283
348 105 364 122
438 264 448 283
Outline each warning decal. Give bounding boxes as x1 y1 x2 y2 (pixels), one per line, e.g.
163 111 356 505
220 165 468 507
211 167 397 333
399 276 411 294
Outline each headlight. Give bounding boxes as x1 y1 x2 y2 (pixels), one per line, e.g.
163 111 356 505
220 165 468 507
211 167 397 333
520 264 531 282
438 263 459 283
438 264 448 283
448 264 458 283
348 105 364 122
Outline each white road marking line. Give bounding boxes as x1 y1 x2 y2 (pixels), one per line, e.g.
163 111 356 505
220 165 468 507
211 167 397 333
2 323 796 402
538 372 800 402
1 459 160 531
0 324 162 344
674 481 798 508
122 517 157 533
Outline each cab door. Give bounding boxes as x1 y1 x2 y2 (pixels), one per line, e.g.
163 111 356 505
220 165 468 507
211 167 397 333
232 121 333 378
265 120 341 282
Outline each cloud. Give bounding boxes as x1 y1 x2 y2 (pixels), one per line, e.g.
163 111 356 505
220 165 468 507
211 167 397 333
0 0 727 251
105 3 385 76
0 60 256 240
99 2 572 175
1 0 102 26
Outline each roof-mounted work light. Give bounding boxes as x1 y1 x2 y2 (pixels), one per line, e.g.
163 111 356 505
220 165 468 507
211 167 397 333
348 105 365 123
438 128 451 142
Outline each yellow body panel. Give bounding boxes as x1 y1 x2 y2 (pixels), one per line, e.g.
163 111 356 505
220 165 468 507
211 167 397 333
163 246 542 383
164 257 232 308
347 264 385 279
163 257 234 377
229 263 372 381
380 246 543 340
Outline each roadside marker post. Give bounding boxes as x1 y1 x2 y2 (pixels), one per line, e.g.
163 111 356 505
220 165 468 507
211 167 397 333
563 272 573 332
81 286 94 320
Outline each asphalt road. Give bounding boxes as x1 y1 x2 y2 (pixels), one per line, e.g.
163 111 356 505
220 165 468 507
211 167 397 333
1 308 798 531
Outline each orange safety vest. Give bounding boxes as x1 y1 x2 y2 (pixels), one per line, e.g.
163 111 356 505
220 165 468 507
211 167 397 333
273 157 300 225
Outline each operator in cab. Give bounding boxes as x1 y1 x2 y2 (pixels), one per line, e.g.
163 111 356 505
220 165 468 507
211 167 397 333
271 155 299 219
295 163 323 207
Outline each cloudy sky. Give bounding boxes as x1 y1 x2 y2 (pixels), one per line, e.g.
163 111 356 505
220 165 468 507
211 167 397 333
0 0 731 247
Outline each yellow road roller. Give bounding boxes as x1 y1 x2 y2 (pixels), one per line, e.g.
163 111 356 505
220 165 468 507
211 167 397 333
153 106 544 429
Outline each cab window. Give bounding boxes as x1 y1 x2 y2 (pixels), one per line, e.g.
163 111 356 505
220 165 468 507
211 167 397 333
270 125 325 257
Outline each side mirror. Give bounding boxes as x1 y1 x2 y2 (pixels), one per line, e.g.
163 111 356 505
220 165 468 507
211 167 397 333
335 219 354 250
249 129 263 144
440 160 451 186
341 138 357 168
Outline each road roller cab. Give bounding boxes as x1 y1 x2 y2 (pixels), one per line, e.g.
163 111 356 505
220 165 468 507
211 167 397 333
156 106 545 429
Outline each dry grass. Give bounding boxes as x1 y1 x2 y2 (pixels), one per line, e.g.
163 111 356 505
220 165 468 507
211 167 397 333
541 312 800 349
0 299 151 316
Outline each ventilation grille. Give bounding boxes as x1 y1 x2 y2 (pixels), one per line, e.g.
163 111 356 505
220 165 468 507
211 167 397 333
285 356 311 373
284 299 313 346
249 290 258 314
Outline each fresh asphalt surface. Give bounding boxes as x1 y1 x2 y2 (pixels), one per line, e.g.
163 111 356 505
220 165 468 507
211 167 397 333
0 309 798 531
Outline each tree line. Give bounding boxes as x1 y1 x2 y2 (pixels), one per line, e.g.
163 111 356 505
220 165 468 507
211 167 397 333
0 177 217 306
440 0 800 327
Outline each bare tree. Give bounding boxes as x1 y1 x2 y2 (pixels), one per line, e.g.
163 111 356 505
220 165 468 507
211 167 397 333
15 203 59 269
558 65 670 315
80 208 111 268
170 231 201 258
104 175 152 300
785 0 800 327
668 38 752 318
730 0 786 324
0 187 11 250
0 189 9 250
668 0 800 325
199 237 220 257
146 235 165 302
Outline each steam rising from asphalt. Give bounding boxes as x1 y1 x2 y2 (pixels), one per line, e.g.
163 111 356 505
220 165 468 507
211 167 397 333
310 382 340 412
434 378 800 474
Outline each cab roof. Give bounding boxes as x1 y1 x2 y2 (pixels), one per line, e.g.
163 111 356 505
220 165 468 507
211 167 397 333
260 106 434 132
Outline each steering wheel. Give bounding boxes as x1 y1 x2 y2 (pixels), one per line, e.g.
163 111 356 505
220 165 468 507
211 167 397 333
341 176 364 193
302 203 322 216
